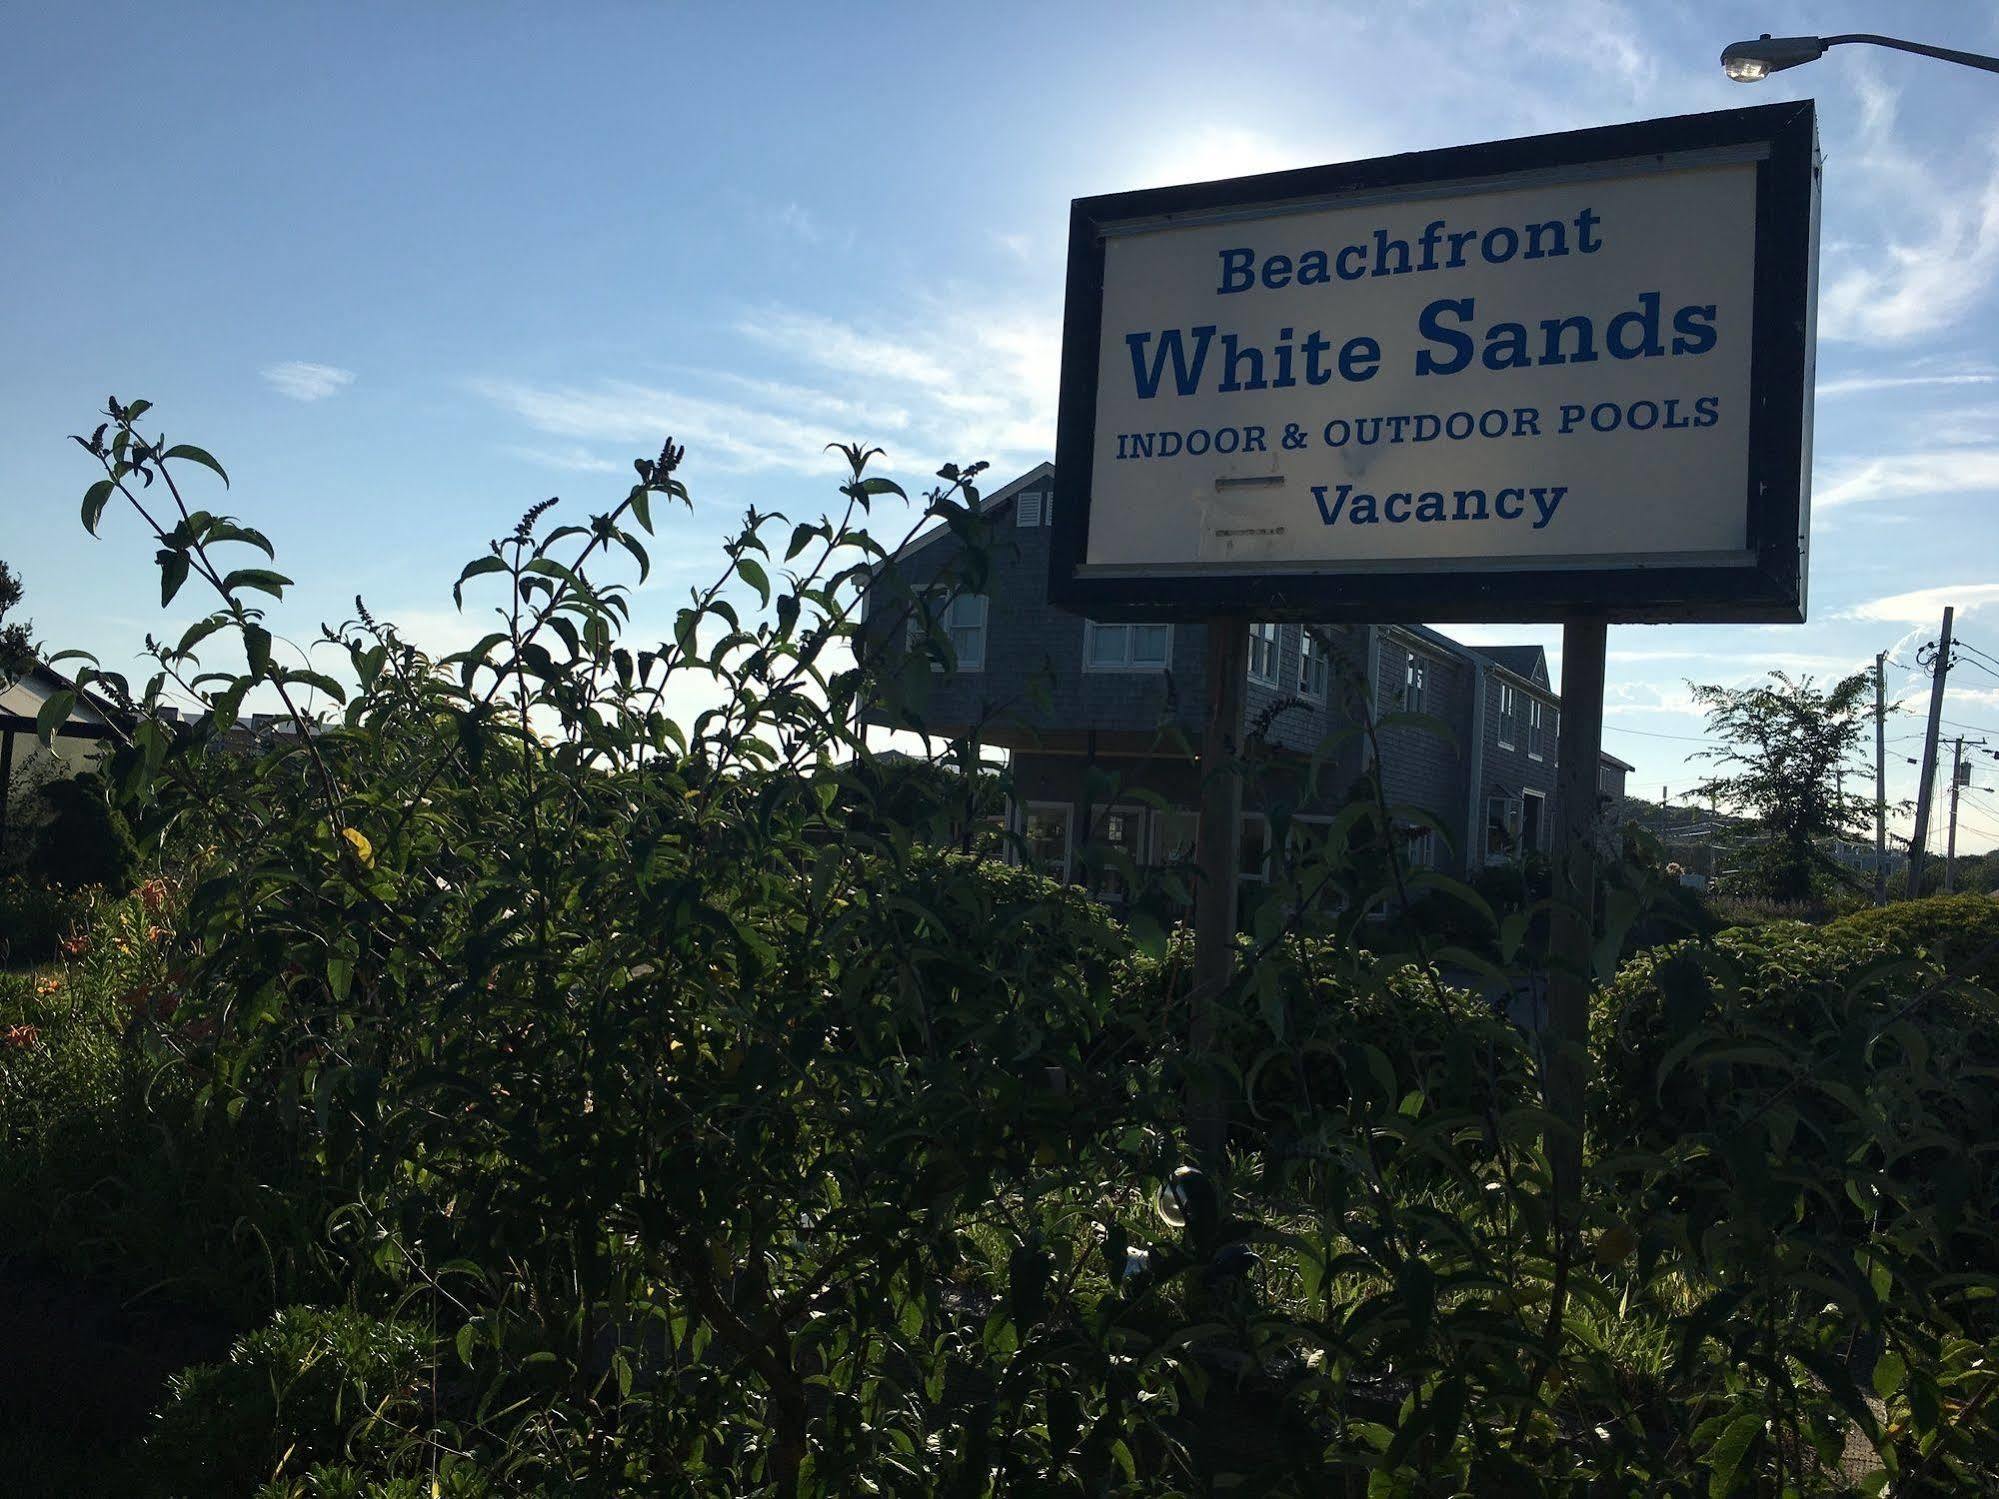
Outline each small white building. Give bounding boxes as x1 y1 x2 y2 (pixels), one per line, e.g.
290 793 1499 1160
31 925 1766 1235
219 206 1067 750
0 662 121 862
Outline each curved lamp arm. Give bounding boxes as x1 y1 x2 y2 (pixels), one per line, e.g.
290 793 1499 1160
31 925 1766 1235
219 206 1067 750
1722 32 1999 82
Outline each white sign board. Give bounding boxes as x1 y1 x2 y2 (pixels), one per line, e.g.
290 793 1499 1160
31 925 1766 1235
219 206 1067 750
1051 104 1818 624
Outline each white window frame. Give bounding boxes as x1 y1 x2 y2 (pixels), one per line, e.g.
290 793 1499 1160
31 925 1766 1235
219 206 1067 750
1021 801 1073 883
907 589 988 673
1496 682 1518 750
1521 788 1547 853
1239 813 1271 883
1150 809 1200 867
1247 622 1281 687
1085 803 1149 899
1527 698 1545 760
1403 824 1436 870
1083 620 1173 673
1298 630 1331 704
1016 490 1044 527
1485 793 1524 865
1404 651 1428 715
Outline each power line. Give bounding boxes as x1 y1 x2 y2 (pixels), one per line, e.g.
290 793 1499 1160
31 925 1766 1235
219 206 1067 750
1601 724 1719 745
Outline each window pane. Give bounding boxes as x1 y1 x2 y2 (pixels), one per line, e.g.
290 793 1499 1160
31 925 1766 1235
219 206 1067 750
1087 623 1126 665
1025 809 1069 875
1239 817 1268 879
1153 811 1198 865
1133 625 1170 665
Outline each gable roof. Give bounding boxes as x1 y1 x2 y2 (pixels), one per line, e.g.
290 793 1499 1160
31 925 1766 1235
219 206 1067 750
1474 645 1546 681
874 461 1055 571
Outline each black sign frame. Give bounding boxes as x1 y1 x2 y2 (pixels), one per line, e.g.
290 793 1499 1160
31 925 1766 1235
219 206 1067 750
1048 101 1819 624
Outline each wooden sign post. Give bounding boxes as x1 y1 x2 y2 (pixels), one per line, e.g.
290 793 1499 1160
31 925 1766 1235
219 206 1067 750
1545 617 1607 1227
1189 615 1248 1167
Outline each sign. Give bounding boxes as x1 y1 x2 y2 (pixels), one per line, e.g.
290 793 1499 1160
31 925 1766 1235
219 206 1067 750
1049 103 1819 623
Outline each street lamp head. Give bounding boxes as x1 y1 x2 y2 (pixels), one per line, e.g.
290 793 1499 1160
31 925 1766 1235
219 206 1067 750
1721 34 1828 82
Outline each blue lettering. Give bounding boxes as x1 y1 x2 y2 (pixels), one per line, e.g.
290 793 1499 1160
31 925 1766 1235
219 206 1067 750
1126 326 1217 399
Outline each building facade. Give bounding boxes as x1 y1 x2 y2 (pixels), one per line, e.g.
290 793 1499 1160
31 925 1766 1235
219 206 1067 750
860 463 1630 894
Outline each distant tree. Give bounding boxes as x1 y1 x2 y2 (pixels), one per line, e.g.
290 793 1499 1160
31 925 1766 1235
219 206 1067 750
0 558 31 681
1691 670 1872 901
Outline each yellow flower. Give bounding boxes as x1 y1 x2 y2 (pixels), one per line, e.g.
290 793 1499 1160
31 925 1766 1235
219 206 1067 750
341 827 375 868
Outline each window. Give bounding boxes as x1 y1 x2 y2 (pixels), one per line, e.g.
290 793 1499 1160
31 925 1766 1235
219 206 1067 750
1016 490 1044 527
1239 814 1270 882
908 591 988 672
1298 631 1331 703
1022 803 1072 882
1485 794 1523 863
1527 699 1545 759
1520 789 1546 852
1087 806 1147 898
1403 652 1428 714
1247 622 1281 686
1403 825 1436 870
1084 620 1172 671
1151 810 1199 867
1497 682 1519 748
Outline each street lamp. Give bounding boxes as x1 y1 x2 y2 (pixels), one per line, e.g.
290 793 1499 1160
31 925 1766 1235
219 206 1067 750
1722 32 1999 83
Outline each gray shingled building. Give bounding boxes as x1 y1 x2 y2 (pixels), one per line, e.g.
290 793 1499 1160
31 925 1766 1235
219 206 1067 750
861 463 1631 895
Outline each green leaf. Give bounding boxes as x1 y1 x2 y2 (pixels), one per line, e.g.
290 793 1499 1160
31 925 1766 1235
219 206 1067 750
454 555 507 608
327 956 354 1003
738 556 771 607
158 549 191 606
244 624 272 680
35 690 75 747
175 617 228 659
281 668 347 704
81 479 116 535
222 568 292 599
206 520 274 557
1872 1350 1906 1400
161 443 229 487
1707 1411 1763 1498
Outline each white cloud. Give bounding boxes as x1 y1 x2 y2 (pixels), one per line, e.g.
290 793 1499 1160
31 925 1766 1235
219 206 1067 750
479 287 1064 494
263 361 356 402
472 377 867 478
1817 370 1999 398
1815 448 1999 509
1818 69 1999 345
1845 582 1999 625
507 445 629 475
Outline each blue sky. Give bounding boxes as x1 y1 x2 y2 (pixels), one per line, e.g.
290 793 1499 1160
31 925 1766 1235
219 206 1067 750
7 2 1999 851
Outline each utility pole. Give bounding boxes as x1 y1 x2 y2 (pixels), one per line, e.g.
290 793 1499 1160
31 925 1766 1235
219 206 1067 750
1947 736 1965 894
1874 652 1887 906
1908 605 1954 898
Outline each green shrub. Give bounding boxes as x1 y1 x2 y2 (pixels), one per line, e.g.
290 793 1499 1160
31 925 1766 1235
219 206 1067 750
0 873 94 965
26 774 140 893
1825 891 1999 986
146 1307 428 1499
24 398 1999 1495
1115 931 1533 1149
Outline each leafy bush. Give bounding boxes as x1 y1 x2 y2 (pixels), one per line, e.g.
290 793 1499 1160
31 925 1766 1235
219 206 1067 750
146 1307 428 1498
0 873 95 966
10 400 1997 1494
1825 891 1999 986
1114 930 1534 1150
26 773 140 893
